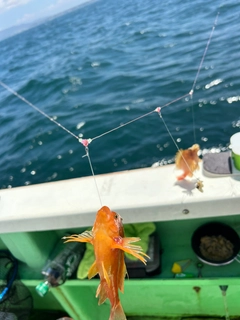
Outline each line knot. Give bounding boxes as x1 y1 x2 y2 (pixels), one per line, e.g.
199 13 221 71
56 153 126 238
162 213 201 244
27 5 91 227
79 138 92 147
155 107 161 113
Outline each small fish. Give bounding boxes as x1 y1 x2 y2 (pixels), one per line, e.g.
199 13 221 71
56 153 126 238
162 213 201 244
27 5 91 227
175 144 200 180
63 206 149 320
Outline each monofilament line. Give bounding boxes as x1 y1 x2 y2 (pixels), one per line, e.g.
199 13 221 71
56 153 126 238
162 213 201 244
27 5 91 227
0 80 189 145
190 11 220 94
0 81 79 141
91 109 156 142
157 110 199 181
0 10 220 147
91 11 220 143
189 10 220 144
91 93 190 142
84 147 103 207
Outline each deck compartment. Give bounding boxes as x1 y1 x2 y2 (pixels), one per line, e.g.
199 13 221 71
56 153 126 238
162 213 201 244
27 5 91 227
0 163 240 319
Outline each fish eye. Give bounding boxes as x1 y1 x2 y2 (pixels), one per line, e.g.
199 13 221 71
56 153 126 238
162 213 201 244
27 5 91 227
114 214 118 219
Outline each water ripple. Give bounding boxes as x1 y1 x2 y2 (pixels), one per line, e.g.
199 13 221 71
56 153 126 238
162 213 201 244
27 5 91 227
0 0 239 188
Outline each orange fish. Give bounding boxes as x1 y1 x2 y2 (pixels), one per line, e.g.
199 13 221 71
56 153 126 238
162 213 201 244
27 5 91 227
175 144 200 180
63 206 149 320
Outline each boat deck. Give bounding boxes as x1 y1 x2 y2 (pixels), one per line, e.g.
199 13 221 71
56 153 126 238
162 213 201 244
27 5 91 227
0 158 240 319
0 160 239 233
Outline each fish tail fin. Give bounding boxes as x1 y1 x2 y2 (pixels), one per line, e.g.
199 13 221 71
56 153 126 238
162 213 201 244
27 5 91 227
176 171 188 180
110 301 126 320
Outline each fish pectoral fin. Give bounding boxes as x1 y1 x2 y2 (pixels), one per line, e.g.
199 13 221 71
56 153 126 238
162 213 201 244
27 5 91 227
88 261 98 279
62 230 93 244
112 237 149 265
101 262 111 287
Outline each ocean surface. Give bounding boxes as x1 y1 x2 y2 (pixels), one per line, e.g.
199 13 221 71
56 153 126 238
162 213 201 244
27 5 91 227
0 0 239 189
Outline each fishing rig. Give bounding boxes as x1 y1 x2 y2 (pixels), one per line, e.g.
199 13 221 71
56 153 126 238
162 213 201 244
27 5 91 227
0 10 221 202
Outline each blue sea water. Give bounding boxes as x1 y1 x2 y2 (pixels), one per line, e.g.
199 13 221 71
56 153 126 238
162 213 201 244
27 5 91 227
0 0 239 189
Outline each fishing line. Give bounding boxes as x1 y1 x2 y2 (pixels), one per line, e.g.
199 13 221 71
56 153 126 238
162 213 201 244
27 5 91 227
83 146 103 207
0 78 190 145
0 80 104 204
156 109 180 154
90 10 220 144
189 10 220 143
156 109 202 189
160 93 190 110
91 93 190 142
153 9 220 190
91 109 156 142
190 11 220 94
190 96 197 144
0 8 219 196
0 78 190 144
0 81 79 141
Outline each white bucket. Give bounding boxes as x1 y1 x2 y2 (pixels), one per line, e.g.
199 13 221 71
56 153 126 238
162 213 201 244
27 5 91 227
230 132 240 147
231 133 240 171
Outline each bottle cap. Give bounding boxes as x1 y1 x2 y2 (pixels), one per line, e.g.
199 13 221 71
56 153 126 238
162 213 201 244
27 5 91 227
35 281 49 297
175 272 194 278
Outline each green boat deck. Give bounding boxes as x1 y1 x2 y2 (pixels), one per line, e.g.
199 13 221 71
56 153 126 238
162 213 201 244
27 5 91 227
1 215 240 319
0 162 240 319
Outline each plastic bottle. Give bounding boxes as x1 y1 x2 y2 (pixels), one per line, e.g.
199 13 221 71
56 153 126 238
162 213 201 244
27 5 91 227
36 236 85 297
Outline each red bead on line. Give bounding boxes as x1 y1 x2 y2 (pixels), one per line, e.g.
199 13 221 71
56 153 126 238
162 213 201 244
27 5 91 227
79 138 92 147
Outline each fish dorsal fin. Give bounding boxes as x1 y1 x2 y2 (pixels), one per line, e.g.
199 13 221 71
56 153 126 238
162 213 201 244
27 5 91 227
88 261 98 279
102 262 111 287
63 230 93 244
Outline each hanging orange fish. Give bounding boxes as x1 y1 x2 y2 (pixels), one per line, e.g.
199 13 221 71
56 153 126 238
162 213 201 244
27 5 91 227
63 206 149 320
175 144 200 180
